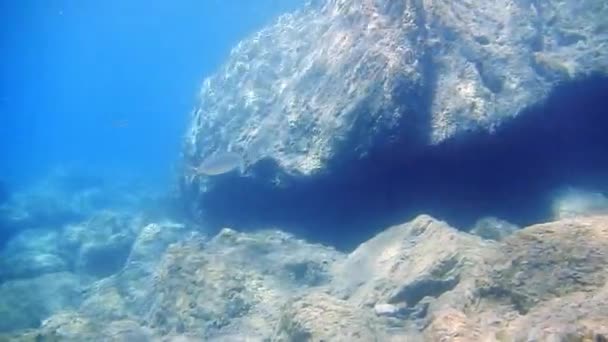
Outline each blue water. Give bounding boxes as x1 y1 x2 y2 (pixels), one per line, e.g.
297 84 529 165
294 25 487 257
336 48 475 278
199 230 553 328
1 0 303 190
0 1 608 338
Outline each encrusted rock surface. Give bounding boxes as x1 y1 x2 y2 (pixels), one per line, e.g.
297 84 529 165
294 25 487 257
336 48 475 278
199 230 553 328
2 168 607 339
3 214 607 341
273 292 387 341
182 0 608 182
141 228 342 340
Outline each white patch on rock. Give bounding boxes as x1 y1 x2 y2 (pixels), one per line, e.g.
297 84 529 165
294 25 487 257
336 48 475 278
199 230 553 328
551 187 608 219
373 303 400 316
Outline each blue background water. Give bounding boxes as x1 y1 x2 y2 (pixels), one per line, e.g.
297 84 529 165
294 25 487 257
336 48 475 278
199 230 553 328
1 0 303 190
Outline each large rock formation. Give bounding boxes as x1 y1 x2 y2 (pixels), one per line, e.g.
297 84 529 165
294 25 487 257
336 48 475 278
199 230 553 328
182 0 607 179
179 0 608 237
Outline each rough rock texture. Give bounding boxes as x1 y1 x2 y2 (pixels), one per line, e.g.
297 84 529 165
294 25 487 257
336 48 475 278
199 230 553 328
482 216 608 313
182 0 608 181
0 218 191 338
273 292 387 341
5 214 607 341
142 228 342 340
330 215 497 327
6 313 154 342
3 226 341 341
0 210 187 334
76 220 190 322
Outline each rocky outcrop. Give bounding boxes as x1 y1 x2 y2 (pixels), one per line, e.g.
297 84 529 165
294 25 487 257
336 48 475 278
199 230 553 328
74 220 190 323
182 0 608 181
331 215 497 325
422 215 608 341
141 228 342 340
5 214 607 340
3 226 341 341
179 0 608 240
481 216 608 314
273 293 387 341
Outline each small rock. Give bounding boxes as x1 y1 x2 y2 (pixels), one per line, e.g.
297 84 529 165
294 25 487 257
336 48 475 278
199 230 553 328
374 303 401 316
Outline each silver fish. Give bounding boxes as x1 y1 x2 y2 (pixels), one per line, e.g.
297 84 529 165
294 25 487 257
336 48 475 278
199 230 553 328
193 152 244 176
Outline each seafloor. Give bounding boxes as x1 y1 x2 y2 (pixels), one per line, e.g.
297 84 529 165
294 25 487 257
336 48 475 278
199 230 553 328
0 169 607 341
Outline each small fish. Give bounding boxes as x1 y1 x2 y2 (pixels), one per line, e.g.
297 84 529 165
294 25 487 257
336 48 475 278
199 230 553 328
193 152 244 176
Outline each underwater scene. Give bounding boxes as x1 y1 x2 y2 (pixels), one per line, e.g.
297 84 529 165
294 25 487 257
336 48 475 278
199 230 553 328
1 0 608 341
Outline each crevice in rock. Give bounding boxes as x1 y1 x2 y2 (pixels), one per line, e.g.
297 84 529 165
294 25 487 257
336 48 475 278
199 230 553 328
188 74 608 250
389 275 460 307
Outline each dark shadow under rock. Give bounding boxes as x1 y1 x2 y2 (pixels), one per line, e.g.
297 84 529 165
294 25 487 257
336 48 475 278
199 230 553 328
184 75 608 250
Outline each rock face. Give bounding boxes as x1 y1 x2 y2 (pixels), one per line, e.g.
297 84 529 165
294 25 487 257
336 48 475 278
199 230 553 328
331 215 495 319
182 0 608 180
5 214 607 341
179 0 608 239
273 293 386 341
142 228 342 340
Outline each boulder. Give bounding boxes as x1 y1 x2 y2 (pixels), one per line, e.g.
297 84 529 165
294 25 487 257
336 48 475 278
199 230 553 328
181 0 608 183
179 0 608 242
330 215 496 320
329 214 608 340
141 228 342 340
273 292 386 341
481 215 608 315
